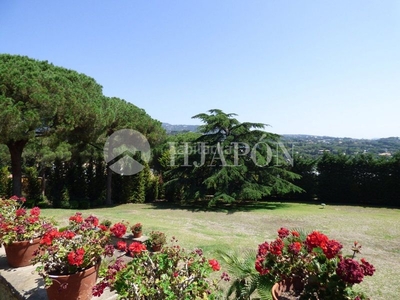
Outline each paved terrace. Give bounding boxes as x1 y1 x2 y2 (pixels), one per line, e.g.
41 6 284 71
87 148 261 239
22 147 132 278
0 246 119 300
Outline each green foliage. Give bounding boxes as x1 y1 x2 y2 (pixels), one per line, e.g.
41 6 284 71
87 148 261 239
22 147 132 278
24 166 41 206
316 152 400 206
0 54 104 196
218 249 273 300
94 244 225 299
164 109 303 205
0 166 11 197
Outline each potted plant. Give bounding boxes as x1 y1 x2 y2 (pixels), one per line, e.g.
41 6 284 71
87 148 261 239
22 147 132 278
254 227 376 300
92 237 228 298
131 222 143 238
100 219 112 229
0 195 54 267
31 212 115 300
147 230 166 252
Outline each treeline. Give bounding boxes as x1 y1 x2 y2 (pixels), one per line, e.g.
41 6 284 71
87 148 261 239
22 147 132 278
0 54 166 207
281 135 400 158
288 152 400 207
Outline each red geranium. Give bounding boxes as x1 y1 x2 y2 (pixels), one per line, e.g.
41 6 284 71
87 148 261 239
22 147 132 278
270 238 284 255
254 227 375 299
67 248 85 266
61 230 76 239
128 242 146 256
16 208 26 217
30 207 40 216
323 239 343 259
208 259 221 271
305 230 329 251
116 240 127 251
69 212 83 223
110 222 127 238
288 241 302 255
278 227 290 239
84 215 99 227
40 228 61 245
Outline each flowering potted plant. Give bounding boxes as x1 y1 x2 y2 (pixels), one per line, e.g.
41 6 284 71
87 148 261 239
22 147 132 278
146 230 166 251
130 222 143 238
93 237 229 299
0 196 54 267
100 219 112 228
255 228 375 300
32 212 115 300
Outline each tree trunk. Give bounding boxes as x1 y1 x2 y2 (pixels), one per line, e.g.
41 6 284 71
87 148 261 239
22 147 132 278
41 166 46 197
7 140 28 197
106 166 112 205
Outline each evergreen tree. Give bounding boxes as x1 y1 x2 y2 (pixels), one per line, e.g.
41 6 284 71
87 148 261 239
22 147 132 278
164 109 302 205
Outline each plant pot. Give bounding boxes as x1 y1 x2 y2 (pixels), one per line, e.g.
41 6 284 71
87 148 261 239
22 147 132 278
46 262 100 300
151 244 162 252
133 231 142 238
272 277 304 300
4 237 41 268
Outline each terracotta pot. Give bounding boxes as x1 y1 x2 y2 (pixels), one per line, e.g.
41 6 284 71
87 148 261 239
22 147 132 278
133 231 142 238
46 262 100 300
271 277 304 300
4 237 41 268
151 244 162 252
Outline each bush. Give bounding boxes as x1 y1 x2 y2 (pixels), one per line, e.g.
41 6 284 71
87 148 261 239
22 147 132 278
93 239 228 299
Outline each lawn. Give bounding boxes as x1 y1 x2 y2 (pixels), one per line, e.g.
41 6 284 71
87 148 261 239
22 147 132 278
41 201 400 300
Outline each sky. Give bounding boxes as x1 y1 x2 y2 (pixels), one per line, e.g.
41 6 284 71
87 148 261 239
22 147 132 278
0 1 399 139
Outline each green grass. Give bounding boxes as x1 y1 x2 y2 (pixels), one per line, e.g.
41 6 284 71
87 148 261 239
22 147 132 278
41 202 400 300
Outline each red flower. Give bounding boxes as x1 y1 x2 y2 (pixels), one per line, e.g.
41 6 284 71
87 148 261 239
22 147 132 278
336 258 364 284
19 197 26 203
67 248 85 266
270 238 284 255
278 227 290 239
27 216 39 224
257 242 270 256
288 241 302 255
84 215 99 227
116 240 127 251
291 230 300 237
40 228 61 245
98 225 108 231
30 207 41 216
255 256 269 275
92 281 108 297
208 259 221 271
69 213 83 223
16 208 26 217
323 239 343 259
360 258 375 276
61 230 76 239
305 231 329 251
110 222 127 238
128 242 146 256
10 195 19 201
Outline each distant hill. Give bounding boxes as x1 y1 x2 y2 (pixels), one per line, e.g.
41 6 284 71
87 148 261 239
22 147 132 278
161 123 400 157
162 123 199 133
